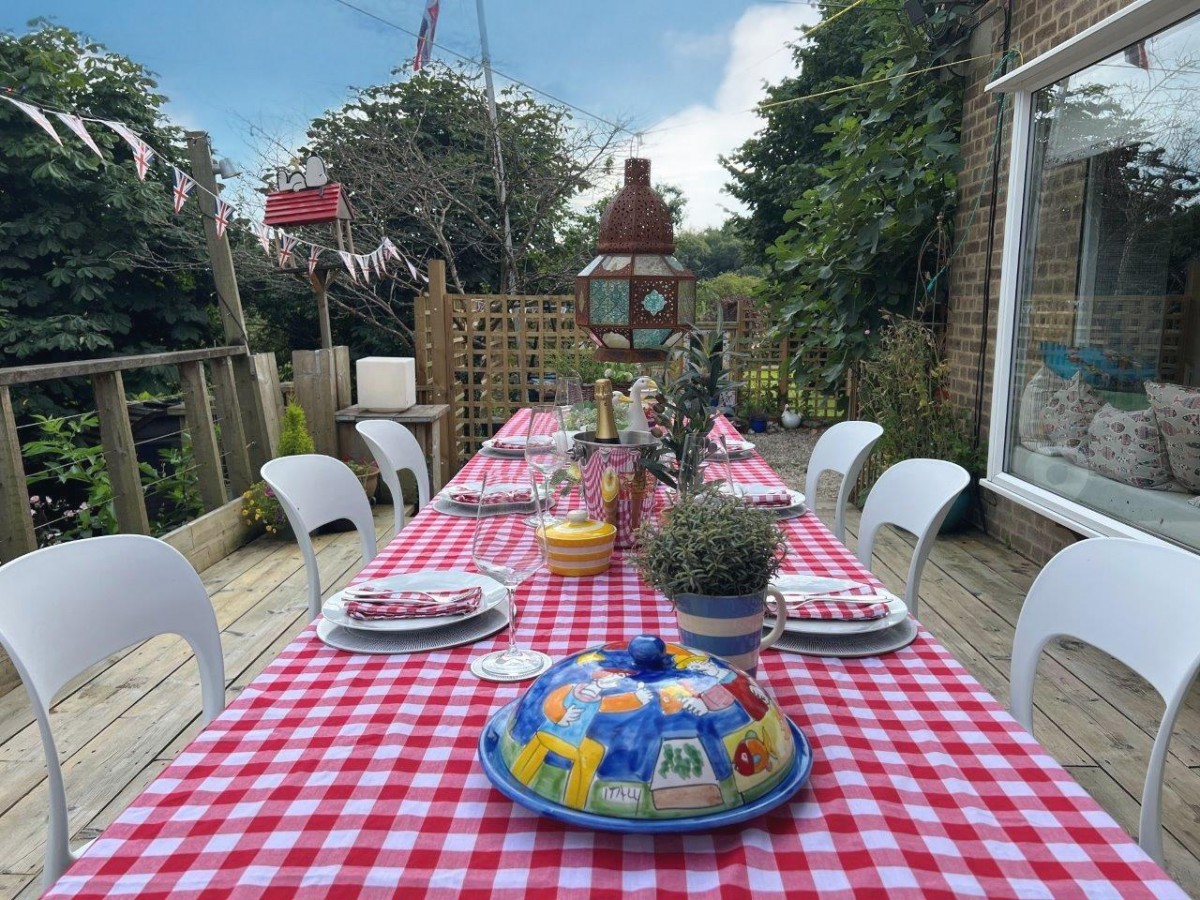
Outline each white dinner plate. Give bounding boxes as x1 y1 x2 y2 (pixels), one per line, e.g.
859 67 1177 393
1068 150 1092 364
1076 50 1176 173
322 571 506 633
765 574 908 636
723 484 806 517
710 439 756 459
481 437 528 457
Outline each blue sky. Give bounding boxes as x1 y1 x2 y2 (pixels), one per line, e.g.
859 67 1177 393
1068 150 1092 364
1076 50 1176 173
2 1 819 226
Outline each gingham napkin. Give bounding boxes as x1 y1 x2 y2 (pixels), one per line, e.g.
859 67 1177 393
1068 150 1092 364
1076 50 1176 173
489 437 527 451
343 586 483 620
741 488 794 507
447 486 532 505
791 596 892 621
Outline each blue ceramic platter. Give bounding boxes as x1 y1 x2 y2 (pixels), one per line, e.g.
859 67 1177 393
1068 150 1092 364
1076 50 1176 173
478 699 813 834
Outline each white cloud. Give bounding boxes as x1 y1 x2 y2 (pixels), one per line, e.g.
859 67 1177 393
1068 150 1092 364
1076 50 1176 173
640 3 821 229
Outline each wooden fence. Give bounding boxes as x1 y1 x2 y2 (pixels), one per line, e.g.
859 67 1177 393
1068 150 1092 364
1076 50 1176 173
415 260 847 470
0 346 280 565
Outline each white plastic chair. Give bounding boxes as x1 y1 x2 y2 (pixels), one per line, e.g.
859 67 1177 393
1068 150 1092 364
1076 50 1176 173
856 458 970 619
1011 538 1200 866
261 454 378 620
804 420 884 542
355 419 432 538
0 535 225 890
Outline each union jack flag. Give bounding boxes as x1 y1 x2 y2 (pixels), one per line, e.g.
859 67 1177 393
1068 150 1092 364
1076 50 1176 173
308 245 320 276
103 121 156 180
382 237 402 261
277 234 297 267
212 197 233 239
252 222 272 255
414 0 439 72
338 250 358 283
171 167 196 214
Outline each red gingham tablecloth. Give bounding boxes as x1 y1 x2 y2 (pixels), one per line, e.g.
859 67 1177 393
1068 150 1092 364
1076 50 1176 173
46 412 1182 899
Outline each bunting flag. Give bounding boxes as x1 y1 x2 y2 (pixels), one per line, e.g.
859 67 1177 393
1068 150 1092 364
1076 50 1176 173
338 250 359 283
252 222 273 255
102 120 155 180
53 112 104 158
382 237 402 261
308 245 320 276
277 234 297 267
406 257 421 281
171 167 197 214
212 196 233 239
356 254 373 282
3 96 63 145
372 248 386 278
414 0 440 72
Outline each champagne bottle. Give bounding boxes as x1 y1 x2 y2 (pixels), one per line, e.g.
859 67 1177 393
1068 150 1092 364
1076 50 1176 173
593 378 621 444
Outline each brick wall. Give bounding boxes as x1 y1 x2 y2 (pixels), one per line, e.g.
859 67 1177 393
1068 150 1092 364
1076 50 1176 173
946 0 1133 565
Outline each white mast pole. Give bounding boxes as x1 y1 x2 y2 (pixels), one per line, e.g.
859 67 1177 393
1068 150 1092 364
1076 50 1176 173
475 0 516 293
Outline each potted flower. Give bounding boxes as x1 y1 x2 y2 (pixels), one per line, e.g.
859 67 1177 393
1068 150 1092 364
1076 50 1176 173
242 402 315 539
632 492 789 675
740 389 776 434
344 457 381 500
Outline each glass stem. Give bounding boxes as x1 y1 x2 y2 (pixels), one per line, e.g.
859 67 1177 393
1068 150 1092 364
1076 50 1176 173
505 586 519 655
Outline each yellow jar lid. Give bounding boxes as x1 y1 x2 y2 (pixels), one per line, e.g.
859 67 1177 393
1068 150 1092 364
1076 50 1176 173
540 509 616 543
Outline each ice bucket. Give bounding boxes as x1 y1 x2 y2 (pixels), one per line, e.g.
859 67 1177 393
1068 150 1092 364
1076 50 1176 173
573 431 659 548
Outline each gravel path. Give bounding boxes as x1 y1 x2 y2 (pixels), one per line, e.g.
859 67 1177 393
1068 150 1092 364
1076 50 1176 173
742 424 838 505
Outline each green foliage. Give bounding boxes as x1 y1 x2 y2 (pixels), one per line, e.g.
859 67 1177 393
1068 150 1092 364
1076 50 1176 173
766 8 972 391
723 1 882 255
278 403 315 457
151 440 203 533
544 344 642 386
857 316 984 476
695 272 763 324
633 492 785 600
0 23 214 413
673 222 758 280
241 481 289 537
643 321 739 492
739 388 777 422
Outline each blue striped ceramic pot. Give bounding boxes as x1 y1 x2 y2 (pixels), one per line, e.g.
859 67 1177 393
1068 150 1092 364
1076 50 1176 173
673 587 789 676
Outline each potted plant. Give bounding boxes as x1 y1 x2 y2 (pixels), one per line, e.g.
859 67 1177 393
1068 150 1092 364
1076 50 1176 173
632 492 789 675
740 389 776 434
344 457 381 500
241 402 315 539
857 315 985 533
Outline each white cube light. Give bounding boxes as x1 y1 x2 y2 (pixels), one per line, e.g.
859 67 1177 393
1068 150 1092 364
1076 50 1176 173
356 357 416 411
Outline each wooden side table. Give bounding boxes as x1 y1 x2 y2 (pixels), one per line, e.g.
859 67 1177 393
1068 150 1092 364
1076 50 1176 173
335 404 450 492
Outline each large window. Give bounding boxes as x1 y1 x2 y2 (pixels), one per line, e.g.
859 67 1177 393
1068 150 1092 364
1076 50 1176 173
1002 10 1200 548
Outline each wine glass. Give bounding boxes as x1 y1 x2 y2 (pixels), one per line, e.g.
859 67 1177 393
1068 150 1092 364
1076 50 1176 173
554 374 584 430
525 405 571 526
706 434 738 496
471 473 553 681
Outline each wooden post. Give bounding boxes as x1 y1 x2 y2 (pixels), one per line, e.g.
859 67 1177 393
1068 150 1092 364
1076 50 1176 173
210 356 253 496
179 361 227 511
185 130 272 476
293 349 338 456
92 371 150 535
333 345 352 409
0 386 36 562
427 260 457 481
312 271 334 350
252 351 284 458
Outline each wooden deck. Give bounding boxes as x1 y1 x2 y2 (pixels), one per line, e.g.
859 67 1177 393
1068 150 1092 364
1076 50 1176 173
3 497 1200 896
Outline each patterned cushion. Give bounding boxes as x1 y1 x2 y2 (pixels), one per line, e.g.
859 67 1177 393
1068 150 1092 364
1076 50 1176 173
1018 366 1066 450
1079 404 1176 490
1146 382 1200 492
1040 371 1102 452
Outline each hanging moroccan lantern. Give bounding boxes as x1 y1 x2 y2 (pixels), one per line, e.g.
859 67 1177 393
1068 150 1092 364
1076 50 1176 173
575 158 696 362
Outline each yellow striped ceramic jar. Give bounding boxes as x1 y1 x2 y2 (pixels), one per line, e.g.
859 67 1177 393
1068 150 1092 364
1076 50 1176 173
538 510 617 577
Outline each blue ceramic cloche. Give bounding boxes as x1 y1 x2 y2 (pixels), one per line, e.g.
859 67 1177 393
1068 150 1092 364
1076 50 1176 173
478 635 812 832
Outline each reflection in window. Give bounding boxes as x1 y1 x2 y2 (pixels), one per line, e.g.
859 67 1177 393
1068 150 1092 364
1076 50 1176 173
1006 13 1200 548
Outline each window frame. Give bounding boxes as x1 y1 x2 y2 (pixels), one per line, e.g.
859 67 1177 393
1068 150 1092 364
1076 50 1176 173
982 0 1200 544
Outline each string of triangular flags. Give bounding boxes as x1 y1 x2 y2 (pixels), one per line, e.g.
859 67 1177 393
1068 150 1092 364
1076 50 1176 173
1 91 428 285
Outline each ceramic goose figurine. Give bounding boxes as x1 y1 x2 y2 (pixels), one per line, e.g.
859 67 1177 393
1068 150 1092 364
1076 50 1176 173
618 376 658 435
781 404 802 429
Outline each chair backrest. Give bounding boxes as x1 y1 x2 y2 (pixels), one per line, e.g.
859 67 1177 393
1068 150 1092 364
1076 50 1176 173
856 458 969 618
261 454 377 620
355 419 432 538
0 535 225 889
804 420 884 542
1011 537 1200 866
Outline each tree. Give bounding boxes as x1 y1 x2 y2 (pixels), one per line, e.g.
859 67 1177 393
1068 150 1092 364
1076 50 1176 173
722 2 881 257
761 7 974 389
0 23 214 411
674 222 760 280
236 65 624 354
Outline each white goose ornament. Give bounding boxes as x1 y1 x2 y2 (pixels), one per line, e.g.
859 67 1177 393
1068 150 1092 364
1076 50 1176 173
614 376 658 435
